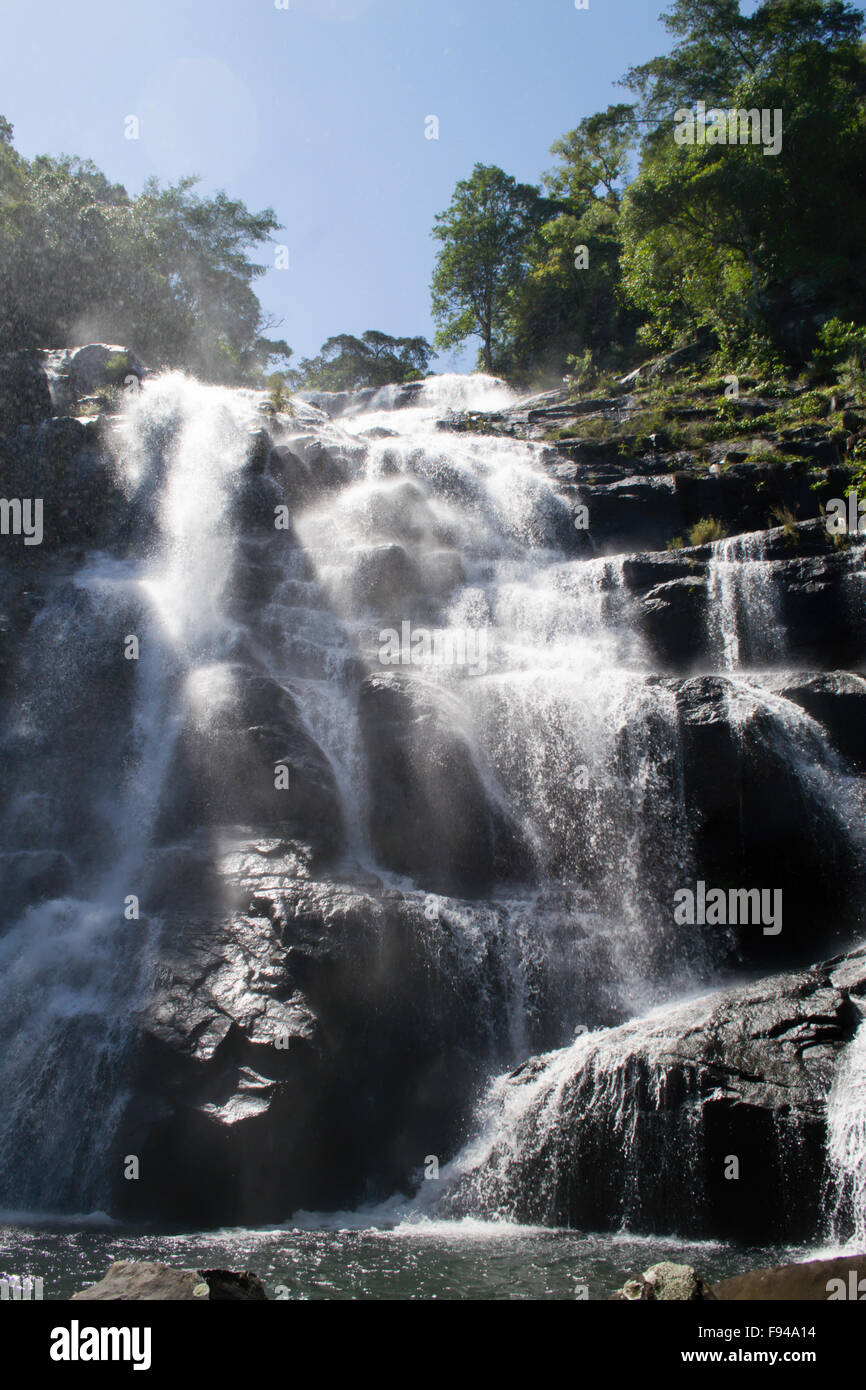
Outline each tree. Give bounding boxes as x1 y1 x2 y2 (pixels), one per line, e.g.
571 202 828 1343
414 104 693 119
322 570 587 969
0 119 291 382
501 105 639 381
293 330 433 391
618 0 866 360
546 103 637 210
623 0 864 125
430 164 548 372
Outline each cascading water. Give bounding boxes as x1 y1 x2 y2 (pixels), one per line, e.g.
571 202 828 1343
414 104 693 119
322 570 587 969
827 1018 866 1246
0 376 259 1212
428 998 713 1231
707 531 785 669
292 376 715 1021
0 368 864 1244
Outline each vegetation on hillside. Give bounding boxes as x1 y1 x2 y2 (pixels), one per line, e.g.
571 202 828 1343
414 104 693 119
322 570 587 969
430 0 866 386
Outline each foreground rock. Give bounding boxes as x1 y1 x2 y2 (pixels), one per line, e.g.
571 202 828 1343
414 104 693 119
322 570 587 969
71 1261 268 1300
714 1254 866 1301
612 1262 716 1300
611 1254 866 1300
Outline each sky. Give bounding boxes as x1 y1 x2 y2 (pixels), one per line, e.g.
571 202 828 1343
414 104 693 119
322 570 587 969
0 0 683 368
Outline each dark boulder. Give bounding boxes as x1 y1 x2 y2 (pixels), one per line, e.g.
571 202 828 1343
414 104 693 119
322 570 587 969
196 1269 269 1300
360 671 531 895
0 350 52 431
665 674 865 961
637 576 708 672
766 673 866 771
157 663 344 864
0 417 123 550
114 864 549 1226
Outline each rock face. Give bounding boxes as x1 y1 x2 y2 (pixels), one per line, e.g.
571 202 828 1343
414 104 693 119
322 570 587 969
71 1261 268 1300
661 674 864 959
360 672 530 895
615 523 866 674
0 344 145 431
157 665 344 864
442 948 866 1242
767 671 866 771
117 854 607 1225
0 350 53 429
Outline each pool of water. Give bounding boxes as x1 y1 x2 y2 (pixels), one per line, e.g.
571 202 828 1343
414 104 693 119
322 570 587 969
0 1214 825 1300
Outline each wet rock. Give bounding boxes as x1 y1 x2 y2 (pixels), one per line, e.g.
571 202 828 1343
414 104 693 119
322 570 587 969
360 671 531 895
71 1260 269 1300
295 387 378 418
637 575 708 672
115 866 551 1225
0 350 52 430
353 543 422 611
443 946 866 1242
268 443 315 507
0 417 123 550
615 526 865 672
766 672 866 771
283 434 357 493
665 674 865 959
157 663 344 863
296 383 423 419
714 1253 866 1300
231 472 284 533
612 1262 716 1301
196 1269 269 1300
245 428 272 475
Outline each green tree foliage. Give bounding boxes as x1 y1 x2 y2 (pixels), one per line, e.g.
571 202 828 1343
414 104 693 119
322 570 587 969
430 1 866 381
430 164 549 372
292 331 433 391
501 105 639 381
0 119 290 383
619 0 866 361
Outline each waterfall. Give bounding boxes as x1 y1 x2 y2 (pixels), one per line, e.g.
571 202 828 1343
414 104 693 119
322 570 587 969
707 531 785 669
1 367 864 1230
826 1018 866 1246
432 997 712 1231
292 379 712 1012
0 376 258 1212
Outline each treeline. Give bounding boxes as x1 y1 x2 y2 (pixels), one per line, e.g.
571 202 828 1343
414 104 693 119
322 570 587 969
286 331 433 391
431 0 866 384
0 117 292 383
0 115 433 393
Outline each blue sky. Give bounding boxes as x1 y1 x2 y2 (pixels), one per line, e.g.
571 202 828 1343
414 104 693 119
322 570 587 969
1 0 682 367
